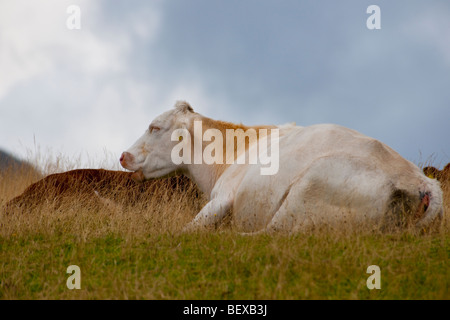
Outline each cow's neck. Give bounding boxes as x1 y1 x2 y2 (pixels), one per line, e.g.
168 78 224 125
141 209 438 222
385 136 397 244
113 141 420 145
184 115 275 197
185 163 225 197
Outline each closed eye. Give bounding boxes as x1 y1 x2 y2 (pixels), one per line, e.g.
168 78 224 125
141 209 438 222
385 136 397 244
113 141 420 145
149 126 161 133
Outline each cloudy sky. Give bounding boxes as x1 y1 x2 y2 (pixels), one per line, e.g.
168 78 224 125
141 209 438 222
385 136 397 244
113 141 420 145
0 0 449 171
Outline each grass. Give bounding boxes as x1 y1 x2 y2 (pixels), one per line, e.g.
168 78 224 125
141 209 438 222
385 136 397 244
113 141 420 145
0 162 449 300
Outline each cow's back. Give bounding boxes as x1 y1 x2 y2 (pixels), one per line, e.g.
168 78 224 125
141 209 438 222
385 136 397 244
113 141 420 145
4 169 198 213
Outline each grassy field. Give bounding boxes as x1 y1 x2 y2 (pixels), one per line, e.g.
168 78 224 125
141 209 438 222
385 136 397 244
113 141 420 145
0 162 449 300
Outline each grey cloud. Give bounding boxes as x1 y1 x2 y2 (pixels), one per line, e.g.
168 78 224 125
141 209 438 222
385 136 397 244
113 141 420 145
1 0 449 168
131 0 449 164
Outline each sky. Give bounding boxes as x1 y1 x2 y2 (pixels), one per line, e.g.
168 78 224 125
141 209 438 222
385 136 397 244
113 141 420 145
0 0 449 172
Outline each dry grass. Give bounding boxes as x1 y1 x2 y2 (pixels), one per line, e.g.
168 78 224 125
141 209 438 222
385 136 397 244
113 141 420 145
0 160 449 300
0 164 206 240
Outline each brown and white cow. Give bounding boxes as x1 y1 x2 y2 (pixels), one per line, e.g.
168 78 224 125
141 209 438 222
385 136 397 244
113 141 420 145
4 169 197 214
121 101 444 233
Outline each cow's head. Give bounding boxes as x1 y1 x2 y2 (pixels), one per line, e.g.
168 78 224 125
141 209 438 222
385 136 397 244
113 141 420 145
120 101 195 181
423 163 450 182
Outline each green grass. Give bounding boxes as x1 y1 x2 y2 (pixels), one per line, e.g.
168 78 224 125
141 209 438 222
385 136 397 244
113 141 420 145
1 231 448 299
0 164 449 300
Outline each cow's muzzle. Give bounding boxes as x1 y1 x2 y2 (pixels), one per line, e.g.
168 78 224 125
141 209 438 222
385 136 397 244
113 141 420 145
120 152 135 169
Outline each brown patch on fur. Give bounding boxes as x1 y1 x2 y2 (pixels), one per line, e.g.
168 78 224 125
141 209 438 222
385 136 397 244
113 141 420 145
191 116 276 179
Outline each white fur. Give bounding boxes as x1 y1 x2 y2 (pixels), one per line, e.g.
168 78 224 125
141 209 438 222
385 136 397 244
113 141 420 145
121 101 444 233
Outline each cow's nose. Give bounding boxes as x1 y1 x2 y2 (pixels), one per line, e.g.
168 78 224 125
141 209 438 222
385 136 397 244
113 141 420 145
120 152 135 169
120 152 131 164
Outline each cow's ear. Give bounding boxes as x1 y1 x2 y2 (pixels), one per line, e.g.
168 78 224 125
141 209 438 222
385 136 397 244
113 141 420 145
423 166 437 179
443 163 450 173
174 100 194 113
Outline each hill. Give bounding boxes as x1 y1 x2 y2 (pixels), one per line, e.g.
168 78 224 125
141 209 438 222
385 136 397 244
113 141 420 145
0 149 40 177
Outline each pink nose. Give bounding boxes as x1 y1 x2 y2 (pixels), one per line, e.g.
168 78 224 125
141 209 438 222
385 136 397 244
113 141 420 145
120 152 133 167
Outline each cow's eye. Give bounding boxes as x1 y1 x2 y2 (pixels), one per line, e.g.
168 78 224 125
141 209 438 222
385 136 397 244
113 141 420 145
149 126 160 133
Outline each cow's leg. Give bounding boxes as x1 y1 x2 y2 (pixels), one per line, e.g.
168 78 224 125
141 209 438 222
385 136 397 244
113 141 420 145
242 163 381 235
183 196 233 232
241 179 314 235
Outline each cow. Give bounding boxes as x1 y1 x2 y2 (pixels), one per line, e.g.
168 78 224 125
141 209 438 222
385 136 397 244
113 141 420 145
120 101 444 233
3 168 197 214
423 163 450 183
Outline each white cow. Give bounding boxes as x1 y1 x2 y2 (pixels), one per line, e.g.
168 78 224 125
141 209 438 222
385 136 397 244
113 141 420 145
120 101 444 233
